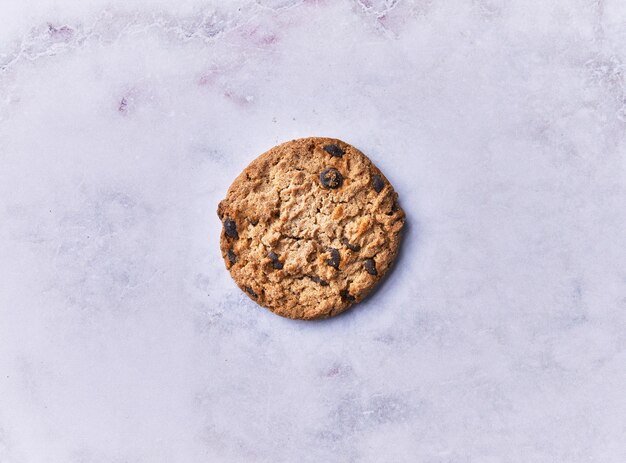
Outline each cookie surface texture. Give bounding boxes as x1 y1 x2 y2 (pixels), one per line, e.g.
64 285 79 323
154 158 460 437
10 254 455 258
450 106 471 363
217 137 405 320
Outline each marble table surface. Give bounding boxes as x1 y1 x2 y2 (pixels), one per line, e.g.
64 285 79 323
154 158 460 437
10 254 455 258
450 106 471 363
1 1 626 461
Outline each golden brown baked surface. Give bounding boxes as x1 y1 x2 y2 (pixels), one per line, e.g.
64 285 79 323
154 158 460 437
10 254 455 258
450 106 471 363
217 137 405 320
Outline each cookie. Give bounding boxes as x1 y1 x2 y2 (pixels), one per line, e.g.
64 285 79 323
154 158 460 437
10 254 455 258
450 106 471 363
217 137 405 320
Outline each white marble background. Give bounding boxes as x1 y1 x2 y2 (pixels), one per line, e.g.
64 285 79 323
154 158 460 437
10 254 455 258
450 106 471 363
1 0 626 461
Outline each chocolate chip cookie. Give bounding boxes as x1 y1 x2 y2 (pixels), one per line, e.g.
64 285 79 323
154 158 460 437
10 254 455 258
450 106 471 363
217 137 405 320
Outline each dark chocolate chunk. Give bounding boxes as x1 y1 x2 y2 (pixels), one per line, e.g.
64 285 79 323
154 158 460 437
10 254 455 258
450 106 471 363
250 218 259 226
364 258 377 276
309 275 329 286
372 174 385 193
244 286 258 298
227 248 237 264
326 247 340 269
341 237 361 252
319 168 343 189
268 250 283 270
223 217 238 239
340 289 356 302
323 144 344 157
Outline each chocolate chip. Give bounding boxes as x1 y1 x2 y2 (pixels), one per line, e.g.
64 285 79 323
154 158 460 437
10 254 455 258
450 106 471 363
227 248 237 264
372 174 385 193
323 144 344 157
341 237 361 252
223 218 238 239
319 168 343 189
250 218 259 226
364 258 377 276
244 286 258 298
340 289 356 302
326 247 340 269
268 250 283 270
309 275 329 286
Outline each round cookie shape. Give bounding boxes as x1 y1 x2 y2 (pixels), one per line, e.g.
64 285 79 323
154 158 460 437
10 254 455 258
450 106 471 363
217 137 405 320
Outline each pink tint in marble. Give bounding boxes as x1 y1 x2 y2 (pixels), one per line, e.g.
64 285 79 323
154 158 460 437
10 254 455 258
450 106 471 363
47 24 74 42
